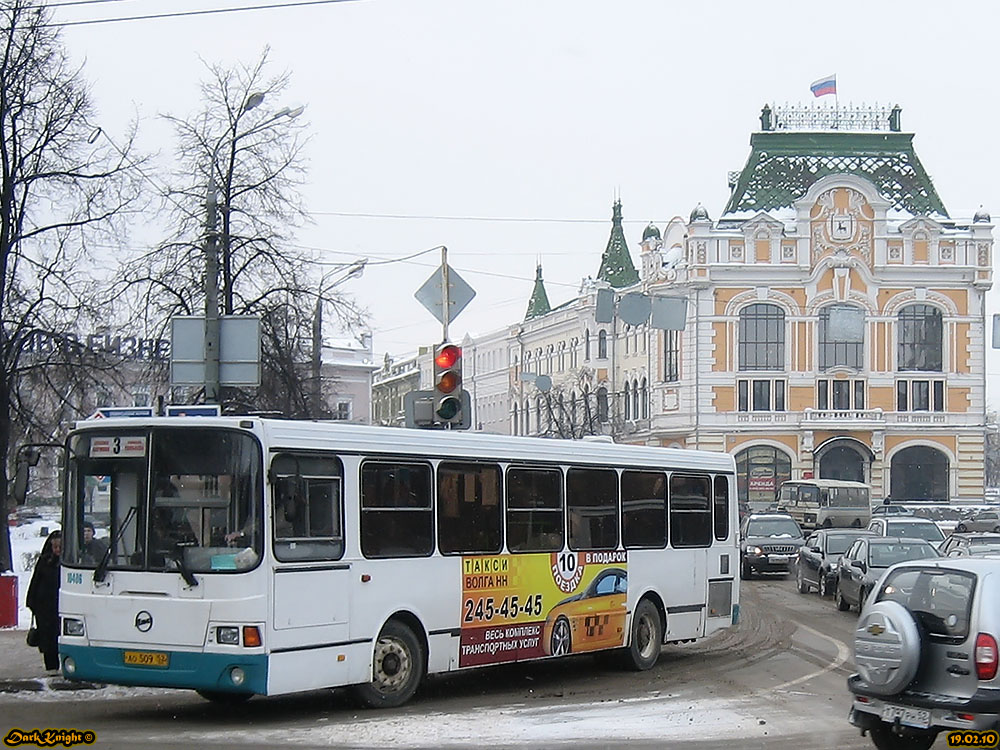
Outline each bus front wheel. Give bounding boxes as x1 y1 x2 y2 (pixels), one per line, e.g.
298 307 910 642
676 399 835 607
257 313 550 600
624 599 662 671
353 620 425 709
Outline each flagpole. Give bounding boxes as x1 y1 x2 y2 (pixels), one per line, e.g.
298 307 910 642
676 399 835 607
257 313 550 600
834 75 839 128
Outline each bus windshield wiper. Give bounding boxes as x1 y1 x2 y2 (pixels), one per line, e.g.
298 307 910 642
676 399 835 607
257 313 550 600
168 545 199 588
93 506 136 583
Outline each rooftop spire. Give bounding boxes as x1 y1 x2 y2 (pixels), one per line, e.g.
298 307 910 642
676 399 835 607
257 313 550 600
597 199 639 288
524 264 552 320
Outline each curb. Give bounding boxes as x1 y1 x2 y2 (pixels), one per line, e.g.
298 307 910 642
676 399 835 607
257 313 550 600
0 677 102 694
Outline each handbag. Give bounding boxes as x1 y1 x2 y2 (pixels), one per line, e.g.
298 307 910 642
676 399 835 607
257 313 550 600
26 616 39 648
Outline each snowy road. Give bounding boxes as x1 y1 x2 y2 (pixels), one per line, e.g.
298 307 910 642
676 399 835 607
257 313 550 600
2 575 875 749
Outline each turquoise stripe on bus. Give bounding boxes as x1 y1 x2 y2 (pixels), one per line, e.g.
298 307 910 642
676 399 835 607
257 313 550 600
59 645 268 694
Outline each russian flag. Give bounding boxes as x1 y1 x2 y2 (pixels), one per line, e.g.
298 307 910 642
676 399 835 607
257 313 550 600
810 74 837 98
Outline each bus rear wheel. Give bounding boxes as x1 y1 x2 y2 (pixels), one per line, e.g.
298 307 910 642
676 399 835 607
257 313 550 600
353 620 425 709
624 599 662 671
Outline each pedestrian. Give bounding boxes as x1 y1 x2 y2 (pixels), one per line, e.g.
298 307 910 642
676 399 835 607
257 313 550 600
81 521 107 565
26 530 62 671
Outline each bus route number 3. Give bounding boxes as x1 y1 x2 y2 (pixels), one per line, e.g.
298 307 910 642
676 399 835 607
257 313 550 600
463 594 543 623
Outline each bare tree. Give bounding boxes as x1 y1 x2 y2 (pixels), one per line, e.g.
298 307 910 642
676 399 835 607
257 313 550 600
123 50 364 415
0 1 144 571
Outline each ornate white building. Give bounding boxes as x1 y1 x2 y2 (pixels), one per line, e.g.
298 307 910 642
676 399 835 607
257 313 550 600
463 104 994 505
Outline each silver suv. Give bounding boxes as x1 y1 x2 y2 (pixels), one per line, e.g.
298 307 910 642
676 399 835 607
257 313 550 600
848 558 1000 750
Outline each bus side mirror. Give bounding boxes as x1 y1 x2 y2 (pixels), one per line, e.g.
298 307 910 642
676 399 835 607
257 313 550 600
11 447 41 505
11 463 29 505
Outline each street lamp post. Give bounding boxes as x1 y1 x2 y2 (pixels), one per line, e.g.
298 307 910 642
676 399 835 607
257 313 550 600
203 94 304 404
310 260 367 416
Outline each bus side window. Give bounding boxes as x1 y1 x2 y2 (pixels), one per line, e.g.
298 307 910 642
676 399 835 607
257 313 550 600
506 466 563 553
669 474 712 548
437 462 502 555
271 454 344 563
360 461 433 558
567 467 618 551
713 475 729 541
622 471 666 549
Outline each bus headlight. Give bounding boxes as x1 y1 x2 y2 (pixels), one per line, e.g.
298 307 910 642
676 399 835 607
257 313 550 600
63 657 76 675
745 546 763 556
216 627 240 645
230 667 246 686
63 618 85 637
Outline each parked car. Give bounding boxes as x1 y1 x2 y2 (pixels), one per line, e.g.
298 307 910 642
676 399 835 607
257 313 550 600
939 532 1000 558
955 508 1000 533
870 504 913 517
848 558 1000 749
739 513 804 579
796 528 877 597
866 517 945 546
835 536 940 612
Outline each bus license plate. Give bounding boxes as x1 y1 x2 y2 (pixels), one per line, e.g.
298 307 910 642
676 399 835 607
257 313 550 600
123 650 169 668
880 704 930 728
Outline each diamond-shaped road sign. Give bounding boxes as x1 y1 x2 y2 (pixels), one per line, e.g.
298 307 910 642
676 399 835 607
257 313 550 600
415 264 476 325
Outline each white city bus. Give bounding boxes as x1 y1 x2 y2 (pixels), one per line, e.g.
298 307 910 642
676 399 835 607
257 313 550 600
778 479 871 530
52 417 738 706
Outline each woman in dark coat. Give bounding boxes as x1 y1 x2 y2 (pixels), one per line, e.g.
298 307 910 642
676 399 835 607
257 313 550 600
26 530 62 671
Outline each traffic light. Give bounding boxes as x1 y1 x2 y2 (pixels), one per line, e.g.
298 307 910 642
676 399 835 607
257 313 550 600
433 343 463 424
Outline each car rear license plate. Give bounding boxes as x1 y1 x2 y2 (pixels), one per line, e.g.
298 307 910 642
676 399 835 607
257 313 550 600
767 554 788 564
123 650 169 668
880 704 930 728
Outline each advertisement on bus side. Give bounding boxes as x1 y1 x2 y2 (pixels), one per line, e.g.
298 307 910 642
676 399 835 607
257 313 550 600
459 551 628 667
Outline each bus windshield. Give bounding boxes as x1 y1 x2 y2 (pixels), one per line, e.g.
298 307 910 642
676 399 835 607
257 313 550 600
63 427 263 574
798 486 819 506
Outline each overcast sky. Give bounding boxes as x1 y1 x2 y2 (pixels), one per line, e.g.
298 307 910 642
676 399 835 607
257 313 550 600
53 0 1000 403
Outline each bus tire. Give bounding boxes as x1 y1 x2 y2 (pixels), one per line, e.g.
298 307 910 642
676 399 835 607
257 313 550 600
624 599 662 671
550 616 572 656
196 689 252 705
353 620 425 709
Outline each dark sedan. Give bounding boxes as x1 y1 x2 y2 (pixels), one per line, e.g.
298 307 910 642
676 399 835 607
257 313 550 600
835 536 940 612
740 513 804 579
796 528 877 597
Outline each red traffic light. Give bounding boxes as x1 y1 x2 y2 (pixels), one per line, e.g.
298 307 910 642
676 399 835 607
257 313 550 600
435 344 461 369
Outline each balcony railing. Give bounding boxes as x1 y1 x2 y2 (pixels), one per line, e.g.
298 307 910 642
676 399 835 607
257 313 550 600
802 408 885 422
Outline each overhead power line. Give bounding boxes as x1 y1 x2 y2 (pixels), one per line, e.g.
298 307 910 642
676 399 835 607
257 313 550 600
42 0 361 28
312 210 652 225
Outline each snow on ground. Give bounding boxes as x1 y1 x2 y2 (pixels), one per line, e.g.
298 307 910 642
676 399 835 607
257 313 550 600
4 509 61 628
177 692 803 747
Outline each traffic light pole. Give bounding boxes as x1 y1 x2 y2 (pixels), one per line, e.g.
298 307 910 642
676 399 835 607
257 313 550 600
440 246 450 343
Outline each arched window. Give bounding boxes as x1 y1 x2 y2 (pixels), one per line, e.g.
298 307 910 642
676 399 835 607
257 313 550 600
890 446 949 501
739 303 785 371
818 304 865 370
558 342 566 371
584 330 591 361
818 444 867 483
512 403 518 436
523 399 529 434
624 385 631 420
898 304 943 372
624 325 630 354
570 391 577 424
640 378 648 419
631 380 639 418
598 330 608 359
597 386 609 422
536 396 543 434
735 445 792 507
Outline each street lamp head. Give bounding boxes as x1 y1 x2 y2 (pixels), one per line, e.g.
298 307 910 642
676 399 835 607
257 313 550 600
285 105 306 119
243 92 266 113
